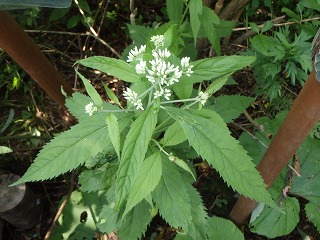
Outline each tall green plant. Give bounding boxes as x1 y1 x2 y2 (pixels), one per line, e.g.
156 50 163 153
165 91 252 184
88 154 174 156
14 28 277 240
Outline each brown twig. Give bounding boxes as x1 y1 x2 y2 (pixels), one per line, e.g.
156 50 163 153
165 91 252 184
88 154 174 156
44 173 76 240
232 16 286 44
214 0 224 15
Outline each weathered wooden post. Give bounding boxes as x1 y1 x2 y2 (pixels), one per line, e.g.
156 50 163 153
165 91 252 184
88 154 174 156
230 29 320 225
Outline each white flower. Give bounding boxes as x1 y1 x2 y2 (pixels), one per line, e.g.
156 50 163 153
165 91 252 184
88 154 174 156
127 45 146 62
198 91 209 105
164 89 171 100
180 57 194 76
123 88 144 110
85 102 98 116
154 89 164 99
152 48 171 59
135 60 147 74
150 35 165 49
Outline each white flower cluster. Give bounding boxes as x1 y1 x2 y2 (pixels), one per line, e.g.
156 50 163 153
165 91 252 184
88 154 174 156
123 88 144 110
198 91 209 105
124 35 194 108
127 45 146 63
85 102 98 116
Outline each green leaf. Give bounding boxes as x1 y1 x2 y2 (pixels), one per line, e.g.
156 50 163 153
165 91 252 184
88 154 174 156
78 164 117 193
0 108 14 135
211 95 255 123
171 156 195 180
127 24 152 45
249 198 300 238
189 0 203 43
181 179 208 239
250 35 277 56
160 121 187 147
173 81 193 99
165 107 276 208
0 146 12 154
101 81 122 107
305 202 320 233
118 200 153 240
51 191 104 240
77 56 140 83
291 137 320 205
49 7 70 22
14 113 118 184
166 0 184 23
207 217 244 240
282 7 300 21
152 158 192 229
66 92 128 122
106 113 121 159
116 105 158 205
124 151 162 216
76 71 103 107
249 22 260 33
98 203 121 234
181 56 256 83
199 6 220 54
205 73 231 95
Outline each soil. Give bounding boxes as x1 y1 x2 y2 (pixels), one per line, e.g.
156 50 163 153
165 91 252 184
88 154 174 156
0 1 319 240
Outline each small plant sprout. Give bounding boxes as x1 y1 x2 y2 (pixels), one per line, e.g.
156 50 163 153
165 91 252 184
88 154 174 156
84 102 98 116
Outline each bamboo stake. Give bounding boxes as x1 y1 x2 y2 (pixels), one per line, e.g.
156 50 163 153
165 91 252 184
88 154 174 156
230 71 320 225
0 11 73 108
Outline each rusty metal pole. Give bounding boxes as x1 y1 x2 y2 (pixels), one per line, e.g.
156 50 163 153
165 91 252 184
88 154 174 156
230 71 320 225
0 11 73 107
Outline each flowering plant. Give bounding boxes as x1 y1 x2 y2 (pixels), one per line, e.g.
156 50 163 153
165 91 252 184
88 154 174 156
15 28 277 239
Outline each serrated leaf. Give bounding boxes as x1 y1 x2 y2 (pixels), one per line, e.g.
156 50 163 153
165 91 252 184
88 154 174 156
180 56 256 84
102 81 122 107
116 105 158 205
124 151 162 216
76 71 103 107
305 202 320 232
164 107 276 208
14 113 114 184
211 95 255 123
207 217 244 240
127 24 152 45
106 113 121 159
166 0 184 23
199 6 220 54
0 146 12 154
77 56 140 83
181 179 208 239
189 0 203 43
160 121 187 147
118 200 153 240
249 197 300 238
78 164 117 193
152 158 192 229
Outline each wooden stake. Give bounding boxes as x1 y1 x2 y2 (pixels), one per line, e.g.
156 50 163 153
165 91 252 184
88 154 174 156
0 11 73 108
230 71 320 225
